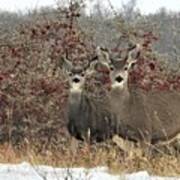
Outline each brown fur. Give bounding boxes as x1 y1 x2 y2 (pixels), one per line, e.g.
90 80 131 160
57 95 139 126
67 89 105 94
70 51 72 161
108 45 180 146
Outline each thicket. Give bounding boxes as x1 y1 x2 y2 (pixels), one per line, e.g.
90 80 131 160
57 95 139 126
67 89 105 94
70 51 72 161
0 0 179 153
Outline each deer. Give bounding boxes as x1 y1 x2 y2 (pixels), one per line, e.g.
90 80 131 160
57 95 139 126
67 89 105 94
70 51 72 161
61 49 117 142
99 45 180 152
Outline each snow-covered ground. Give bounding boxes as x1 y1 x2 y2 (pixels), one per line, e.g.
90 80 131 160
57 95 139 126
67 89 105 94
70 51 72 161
0 162 179 180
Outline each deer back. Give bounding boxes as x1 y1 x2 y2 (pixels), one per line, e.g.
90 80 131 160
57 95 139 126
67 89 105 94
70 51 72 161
146 90 180 143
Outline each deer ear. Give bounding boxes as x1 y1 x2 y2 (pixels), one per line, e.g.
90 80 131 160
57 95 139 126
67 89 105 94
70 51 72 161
60 56 73 74
84 60 98 75
127 44 141 69
96 46 111 64
85 47 111 74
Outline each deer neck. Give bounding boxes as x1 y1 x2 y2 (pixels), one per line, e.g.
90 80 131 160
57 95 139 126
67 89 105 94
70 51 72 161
69 90 83 106
110 85 130 109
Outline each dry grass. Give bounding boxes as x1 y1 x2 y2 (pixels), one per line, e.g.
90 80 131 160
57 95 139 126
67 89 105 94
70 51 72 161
0 140 179 177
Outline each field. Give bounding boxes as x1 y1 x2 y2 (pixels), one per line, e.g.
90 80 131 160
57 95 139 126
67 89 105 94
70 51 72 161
0 0 180 177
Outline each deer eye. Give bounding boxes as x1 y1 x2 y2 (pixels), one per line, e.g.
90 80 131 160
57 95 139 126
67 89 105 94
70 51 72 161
68 72 73 77
110 65 114 71
124 66 128 71
81 72 85 77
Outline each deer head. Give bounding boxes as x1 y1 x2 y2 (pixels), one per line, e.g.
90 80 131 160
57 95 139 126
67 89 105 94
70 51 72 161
109 44 141 91
62 54 101 94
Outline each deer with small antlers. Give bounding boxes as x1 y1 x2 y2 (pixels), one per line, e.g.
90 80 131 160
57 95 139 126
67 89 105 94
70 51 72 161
100 44 180 151
62 49 117 142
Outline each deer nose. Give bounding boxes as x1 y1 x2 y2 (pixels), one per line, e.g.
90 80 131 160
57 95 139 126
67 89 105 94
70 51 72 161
115 75 123 83
72 77 80 83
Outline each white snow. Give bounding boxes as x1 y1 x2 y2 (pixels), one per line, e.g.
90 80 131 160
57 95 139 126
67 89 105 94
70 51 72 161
0 162 178 180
